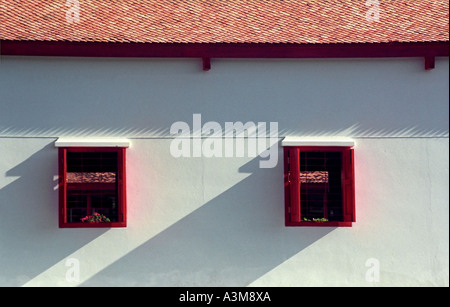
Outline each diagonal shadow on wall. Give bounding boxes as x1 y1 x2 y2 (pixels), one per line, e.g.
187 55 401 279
0 142 108 286
81 151 336 286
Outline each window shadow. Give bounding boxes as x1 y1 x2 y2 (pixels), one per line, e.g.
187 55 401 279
0 142 108 286
80 154 336 286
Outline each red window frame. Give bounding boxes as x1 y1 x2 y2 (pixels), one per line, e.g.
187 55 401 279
58 147 127 228
284 146 355 227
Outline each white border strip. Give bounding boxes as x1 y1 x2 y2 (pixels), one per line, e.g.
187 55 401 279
281 137 355 147
55 138 131 148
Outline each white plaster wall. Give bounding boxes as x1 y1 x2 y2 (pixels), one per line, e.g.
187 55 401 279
0 56 448 286
0 56 448 139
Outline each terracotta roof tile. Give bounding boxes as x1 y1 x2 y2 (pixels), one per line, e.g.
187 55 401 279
300 171 329 184
0 0 448 44
67 172 116 184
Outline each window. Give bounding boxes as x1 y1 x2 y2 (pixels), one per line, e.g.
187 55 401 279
56 139 129 228
282 138 355 227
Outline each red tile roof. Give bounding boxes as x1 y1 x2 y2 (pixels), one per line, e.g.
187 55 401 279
0 1 448 44
300 171 329 184
67 172 116 184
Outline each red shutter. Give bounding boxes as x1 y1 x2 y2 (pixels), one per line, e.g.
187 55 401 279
342 148 355 222
284 148 290 225
58 148 67 226
118 147 127 226
289 147 301 223
59 147 127 228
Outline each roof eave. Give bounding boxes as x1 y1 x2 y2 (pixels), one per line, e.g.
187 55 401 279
1 40 448 70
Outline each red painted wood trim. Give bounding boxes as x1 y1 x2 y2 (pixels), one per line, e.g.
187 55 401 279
284 145 355 227
59 221 126 228
289 148 301 223
349 149 356 223
285 221 352 227
62 147 123 152
291 146 353 152
283 147 291 227
342 148 356 223
66 183 116 190
58 146 127 228
202 57 211 71
118 147 127 228
58 148 67 227
425 56 436 70
1 41 448 59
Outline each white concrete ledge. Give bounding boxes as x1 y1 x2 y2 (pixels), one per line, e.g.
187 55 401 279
281 137 355 147
55 138 131 148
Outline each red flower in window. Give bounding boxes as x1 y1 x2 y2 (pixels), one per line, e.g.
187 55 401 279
81 212 111 223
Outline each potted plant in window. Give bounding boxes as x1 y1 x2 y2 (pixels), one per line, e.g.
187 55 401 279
81 212 111 223
302 217 329 223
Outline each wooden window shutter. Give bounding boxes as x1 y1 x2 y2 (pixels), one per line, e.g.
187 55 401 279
288 147 301 223
117 147 127 226
342 148 355 222
58 148 67 226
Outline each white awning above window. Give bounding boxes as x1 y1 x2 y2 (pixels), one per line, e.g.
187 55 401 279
54 138 131 148
281 137 355 147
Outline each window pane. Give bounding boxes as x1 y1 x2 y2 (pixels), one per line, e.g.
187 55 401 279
91 193 118 222
66 193 88 223
67 152 118 173
300 151 343 221
66 190 118 223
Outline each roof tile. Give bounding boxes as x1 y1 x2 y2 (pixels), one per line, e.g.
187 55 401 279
0 0 448 44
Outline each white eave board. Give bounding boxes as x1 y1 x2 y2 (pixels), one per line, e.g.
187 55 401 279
281 137 355 147
55 138 131 148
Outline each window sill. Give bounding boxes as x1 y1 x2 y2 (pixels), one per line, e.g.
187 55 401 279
59 221 126 228
285 221 353 227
